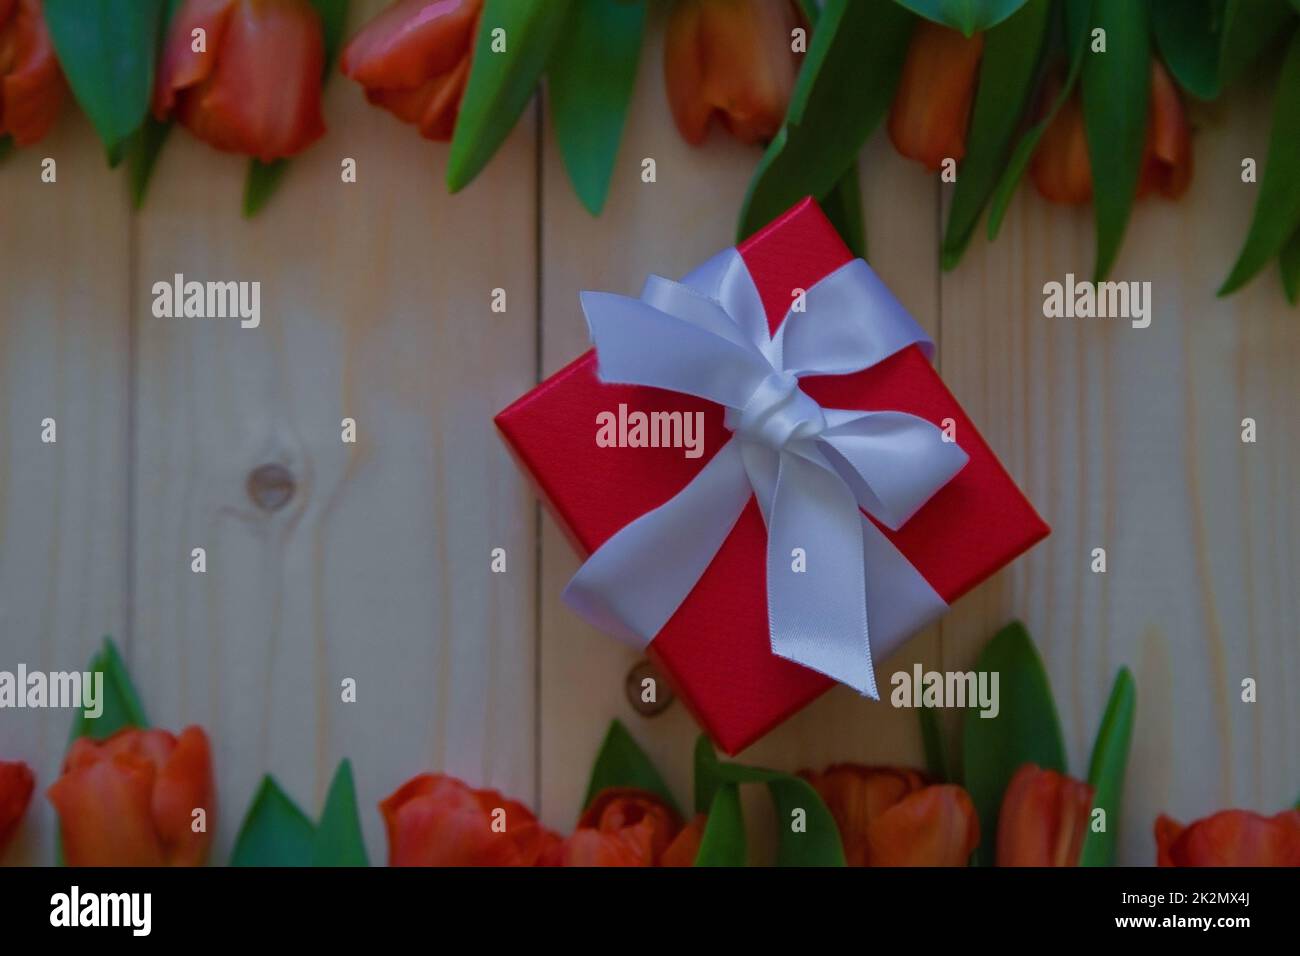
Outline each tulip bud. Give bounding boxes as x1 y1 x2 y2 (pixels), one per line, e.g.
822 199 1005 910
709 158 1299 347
381 773 561 866
153 0 326 162
664 0 804 146
1138 60 1192 200
995 764 1093 866
887 21 984 170
340 0 482 142
554 787 685 866
1156 809 1300 866
47 727 215 867
0 760 35 855
0 0 65 146
802 764 979 866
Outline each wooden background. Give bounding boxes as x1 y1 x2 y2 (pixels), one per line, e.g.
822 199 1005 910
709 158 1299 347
1 1 1296 866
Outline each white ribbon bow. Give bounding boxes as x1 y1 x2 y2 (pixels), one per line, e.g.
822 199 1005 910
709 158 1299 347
563 249 968 697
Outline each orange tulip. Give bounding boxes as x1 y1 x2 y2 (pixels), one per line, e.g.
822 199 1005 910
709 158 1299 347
0 760 35 855
1032 60 1191 205
0 0 65 146
887 21 984 170
47 727 215 867
1156 809 1300 867
381 773 561 866
802 764 979 866
340 0 481 142
153 0 326 162
1138 60 1192 199
995 764 1093 866
664 0 804 146
552 788 687 866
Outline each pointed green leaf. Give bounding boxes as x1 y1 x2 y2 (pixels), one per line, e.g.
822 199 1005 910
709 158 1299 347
69 637 149 743
549 0 645 215
448 0 574 193
0 135 12 163
893 0 1031 35
312 760 369 866
1280 227 1300 302
988 0 1092 240
738 0 913 242
128 117 174 209
230 777 317 867
1081 0 1151 281
918 702 951 782
962 621 1066 866
694 737 845 866
821 162 867 258
693 784 747 866
942 0 1052 269
43 0 166 155
1220 31 1300 294
1079 667 1136 866
582 720 681 817
311 0 352 76
1152 0 1295 100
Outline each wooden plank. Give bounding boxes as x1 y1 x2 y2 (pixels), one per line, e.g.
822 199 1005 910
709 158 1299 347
938 85 1299 864
130 0 540 863
0 118 132 864
537 2 940 852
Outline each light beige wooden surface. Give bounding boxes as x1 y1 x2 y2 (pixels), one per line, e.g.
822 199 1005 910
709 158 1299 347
1 3 1296 867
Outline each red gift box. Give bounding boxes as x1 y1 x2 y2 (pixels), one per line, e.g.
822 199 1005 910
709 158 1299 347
496 198 1049 754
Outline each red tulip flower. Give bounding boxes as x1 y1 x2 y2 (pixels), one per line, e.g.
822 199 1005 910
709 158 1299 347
47 727 215 867
664 0 804 146
551 788 698 866
340 0 482 142
381 773 561 866
154 0 327 162
0 0 65 146
995 764 1094 866
1156 809 1300 866
802 764 979 866
0 760 35 855
888 20 984 170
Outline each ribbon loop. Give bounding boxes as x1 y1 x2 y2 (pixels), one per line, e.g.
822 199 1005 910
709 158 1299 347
567 249 967 697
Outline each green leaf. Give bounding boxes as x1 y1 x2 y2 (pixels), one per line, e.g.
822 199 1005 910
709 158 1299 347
128 117 174 209
1151 0 1295 100
693 784 747 866
1081 0 1151 280
962 620 1066 866
230 777 317 867
918 703 951 782
1079 668 1136 866
988 0 1092 240
312 760 370 867
448 0 574 192
239 0 350 217
1220 30 1300 294
549 0 646 215
893 0 1031 35
69 637 149 743
43 0 166 155
1280 227 1300 302
738 0 914 242
942 0 1052 269
694 736 845 866
243 159 290 218
821 162 867 258
582 720 681 818
0 135 12 163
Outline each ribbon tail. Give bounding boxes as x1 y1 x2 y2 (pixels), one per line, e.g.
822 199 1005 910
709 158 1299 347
765 450 878 697
563 440 751 650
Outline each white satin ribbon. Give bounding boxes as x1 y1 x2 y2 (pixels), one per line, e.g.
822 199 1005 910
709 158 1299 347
563 249 968 697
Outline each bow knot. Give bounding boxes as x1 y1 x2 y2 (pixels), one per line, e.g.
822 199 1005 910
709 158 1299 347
728 371 825 448
564 248 968 698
